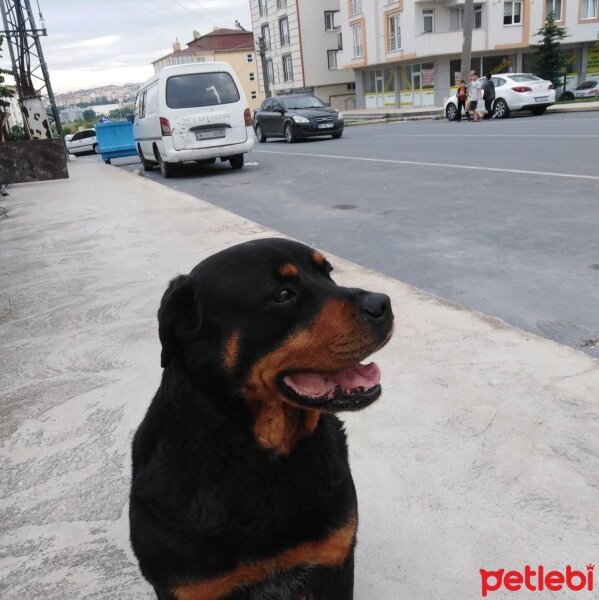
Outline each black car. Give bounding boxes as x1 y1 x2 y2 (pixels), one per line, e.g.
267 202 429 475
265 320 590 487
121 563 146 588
253 94 344 143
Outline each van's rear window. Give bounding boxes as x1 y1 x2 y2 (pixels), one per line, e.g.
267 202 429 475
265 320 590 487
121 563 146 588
166 72 240 108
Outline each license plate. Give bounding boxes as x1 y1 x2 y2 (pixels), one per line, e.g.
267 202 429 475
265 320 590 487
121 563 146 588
535 96 549 103
318 123 334 129
196 129 225 140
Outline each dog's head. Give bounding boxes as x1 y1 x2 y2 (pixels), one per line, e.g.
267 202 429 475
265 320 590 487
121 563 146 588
158 238 393 450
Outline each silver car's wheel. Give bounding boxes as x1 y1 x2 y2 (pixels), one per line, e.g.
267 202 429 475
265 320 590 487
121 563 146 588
445 103 458 121
93 143 100 154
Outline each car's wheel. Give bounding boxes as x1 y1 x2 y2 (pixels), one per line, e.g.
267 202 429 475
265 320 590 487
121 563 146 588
284 122 297 143
229 154 244 170
493 98 510 119
445 103 458 121
531 106 547 116
93 143 100 154
158 153 175 178
255 125 267 143
138 147 154 171
559 91 574 101
332 131 343 139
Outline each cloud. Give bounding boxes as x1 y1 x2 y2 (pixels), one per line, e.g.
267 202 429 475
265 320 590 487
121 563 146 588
63 35 121 49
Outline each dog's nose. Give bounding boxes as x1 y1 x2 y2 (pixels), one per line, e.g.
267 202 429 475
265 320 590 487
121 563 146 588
360 292 392 321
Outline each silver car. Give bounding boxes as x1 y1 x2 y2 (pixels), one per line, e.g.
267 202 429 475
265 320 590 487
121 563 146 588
574 80 599 99
444 73 556 120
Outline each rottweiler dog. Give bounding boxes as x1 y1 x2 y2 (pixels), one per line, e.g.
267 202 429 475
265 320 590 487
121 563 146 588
130 238 393 600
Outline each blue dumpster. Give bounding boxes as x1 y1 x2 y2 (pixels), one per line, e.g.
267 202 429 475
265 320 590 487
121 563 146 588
95 121 137 165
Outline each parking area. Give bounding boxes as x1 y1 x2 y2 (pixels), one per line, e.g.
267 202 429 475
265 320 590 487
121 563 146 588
114 111 599 357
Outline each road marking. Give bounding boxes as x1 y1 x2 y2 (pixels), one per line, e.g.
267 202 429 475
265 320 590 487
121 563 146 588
255 150 599 181
371 133 599 138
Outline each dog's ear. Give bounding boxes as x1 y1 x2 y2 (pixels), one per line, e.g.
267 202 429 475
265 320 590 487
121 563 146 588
158 275 199 368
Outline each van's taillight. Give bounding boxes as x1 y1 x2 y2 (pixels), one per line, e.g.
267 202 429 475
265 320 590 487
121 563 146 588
548 83 555 89
244 108 252 127
160 117 172 136
511 86 532 92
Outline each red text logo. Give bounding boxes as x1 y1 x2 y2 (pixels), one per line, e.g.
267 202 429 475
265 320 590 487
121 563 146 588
480 564 594 597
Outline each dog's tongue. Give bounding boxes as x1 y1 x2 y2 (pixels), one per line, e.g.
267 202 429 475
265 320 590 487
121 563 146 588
283 362 381 397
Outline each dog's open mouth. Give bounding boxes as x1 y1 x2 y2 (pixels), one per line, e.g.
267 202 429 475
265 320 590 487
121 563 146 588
280 362 381 412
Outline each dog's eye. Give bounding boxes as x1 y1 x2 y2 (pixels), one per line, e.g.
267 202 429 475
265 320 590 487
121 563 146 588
325 263 333 273
274 288 294 303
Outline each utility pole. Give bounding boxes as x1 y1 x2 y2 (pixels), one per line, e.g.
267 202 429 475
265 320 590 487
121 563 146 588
460 0 474 83
0 0 63 140
257 35 271 99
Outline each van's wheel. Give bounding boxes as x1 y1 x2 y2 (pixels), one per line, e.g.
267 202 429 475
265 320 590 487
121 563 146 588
158 153 174 178
229 154 244 170
284 123 297 143
138 148 154 171
93 143 100 154
255 125 267 143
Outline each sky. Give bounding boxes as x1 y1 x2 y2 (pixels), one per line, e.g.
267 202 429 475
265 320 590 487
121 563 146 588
0 0 252 94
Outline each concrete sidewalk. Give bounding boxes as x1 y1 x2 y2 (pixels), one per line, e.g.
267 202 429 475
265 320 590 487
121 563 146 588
343 99 599 124
1 161 598 599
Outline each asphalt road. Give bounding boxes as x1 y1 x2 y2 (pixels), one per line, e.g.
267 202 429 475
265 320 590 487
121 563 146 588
114 111 599 357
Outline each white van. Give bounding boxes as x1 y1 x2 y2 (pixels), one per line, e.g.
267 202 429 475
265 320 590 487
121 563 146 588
133 63 254 177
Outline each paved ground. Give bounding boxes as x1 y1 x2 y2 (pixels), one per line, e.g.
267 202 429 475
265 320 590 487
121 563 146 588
1 161 598 599
116 111 599 358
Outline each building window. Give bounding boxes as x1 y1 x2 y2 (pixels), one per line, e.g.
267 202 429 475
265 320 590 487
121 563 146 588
261 24 271 50
352 25 363 57
451 4 482 30
545 0 562 19
349 0 362 17
423 9 434 33
504 1 522 25
247 53 253 63
251 91 257 99
580 0 598 18
324 10 338 31
258 0 267 17
282 54 293 81
267 59 274 84
278 0 287 8
387 14 401 51
249 72 255 81
327 49 338 69
279 17 290 46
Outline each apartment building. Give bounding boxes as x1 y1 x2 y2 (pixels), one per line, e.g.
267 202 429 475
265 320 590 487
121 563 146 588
338 0 599 108
152 28 264 111
249 0 357 110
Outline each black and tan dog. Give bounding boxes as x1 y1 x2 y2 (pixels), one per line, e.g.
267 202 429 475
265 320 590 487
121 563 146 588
130 238 393 600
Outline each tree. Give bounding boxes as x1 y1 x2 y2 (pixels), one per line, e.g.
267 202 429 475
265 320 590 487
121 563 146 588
529 12 569 86
82 109 97 122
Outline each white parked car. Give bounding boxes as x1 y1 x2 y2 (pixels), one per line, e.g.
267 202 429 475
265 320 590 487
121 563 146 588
444 73 556 120
573 80 599 99
66 129 99 155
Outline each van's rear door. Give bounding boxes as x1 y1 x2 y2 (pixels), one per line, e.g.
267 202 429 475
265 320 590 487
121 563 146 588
165 72 247 151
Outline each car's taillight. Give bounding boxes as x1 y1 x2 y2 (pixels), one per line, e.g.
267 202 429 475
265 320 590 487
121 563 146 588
160 117 172 136
548 83 555 89
244 108 252 127
511 86 532 92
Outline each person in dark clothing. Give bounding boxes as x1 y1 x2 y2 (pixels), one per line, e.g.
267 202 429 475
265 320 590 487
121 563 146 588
455 80 470 122
481 73 496 120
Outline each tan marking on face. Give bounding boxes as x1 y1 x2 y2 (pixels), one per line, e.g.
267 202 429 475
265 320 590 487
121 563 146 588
244 298 375 454
223 331 240 370
173 514 357 600
279 262 299 277
312 251 326 267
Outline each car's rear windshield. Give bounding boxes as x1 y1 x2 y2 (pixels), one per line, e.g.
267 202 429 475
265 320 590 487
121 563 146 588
166 72 240 109
282 96 327 110
510 74 542 82
576 80 597 90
